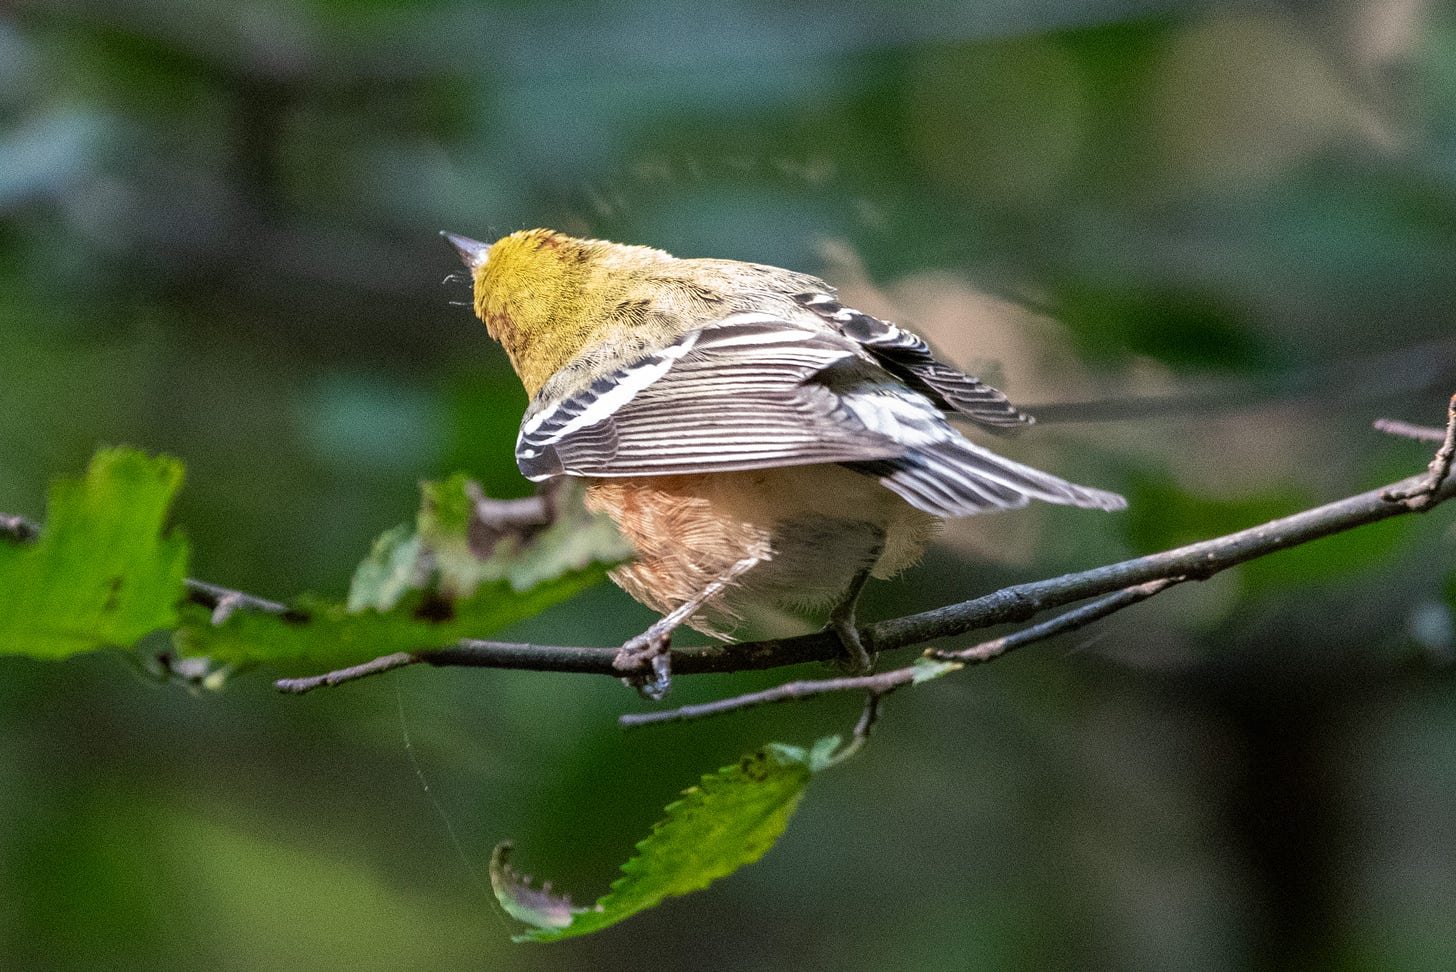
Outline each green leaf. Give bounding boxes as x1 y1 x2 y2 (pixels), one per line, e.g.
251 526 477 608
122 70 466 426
493 739 836 942
181 477 629 669
0 448 188 658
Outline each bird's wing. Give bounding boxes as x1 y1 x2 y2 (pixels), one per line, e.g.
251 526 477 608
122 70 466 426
514 312 909 481
516 310 1125 517
794 292 1034 430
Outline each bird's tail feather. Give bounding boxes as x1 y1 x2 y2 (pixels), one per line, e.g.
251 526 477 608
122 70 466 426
844 436 1126 519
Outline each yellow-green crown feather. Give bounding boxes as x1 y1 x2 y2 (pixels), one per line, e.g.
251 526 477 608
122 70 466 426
464 229 674 397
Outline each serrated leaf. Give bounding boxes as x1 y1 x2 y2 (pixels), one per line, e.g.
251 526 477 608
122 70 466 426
494 739 837 942
0 448 188 658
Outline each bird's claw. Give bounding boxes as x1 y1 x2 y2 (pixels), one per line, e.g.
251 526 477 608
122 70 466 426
614 628 673 700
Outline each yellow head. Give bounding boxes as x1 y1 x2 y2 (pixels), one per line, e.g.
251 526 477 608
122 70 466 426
443 228 671 397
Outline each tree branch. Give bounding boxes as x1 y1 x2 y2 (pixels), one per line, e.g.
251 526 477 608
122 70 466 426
184 578 289 623
274 652 417 693
615 396 1456 726
922 577 1179 665
5 401 1454 699
618 667 915 729
1378 393 1456 510
394 457 1455 685
618 579 1179 728
1374 418 1448 443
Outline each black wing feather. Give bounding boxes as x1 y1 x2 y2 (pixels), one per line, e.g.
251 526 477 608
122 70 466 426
795 292 1034 430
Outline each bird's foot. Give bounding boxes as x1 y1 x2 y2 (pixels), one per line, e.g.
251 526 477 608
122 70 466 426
828 609 874 675
614 624 674 700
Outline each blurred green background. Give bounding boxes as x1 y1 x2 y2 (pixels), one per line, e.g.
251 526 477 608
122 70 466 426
3 0 1456 969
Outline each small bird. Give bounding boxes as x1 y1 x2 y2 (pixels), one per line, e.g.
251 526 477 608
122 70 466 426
443 228 1124 697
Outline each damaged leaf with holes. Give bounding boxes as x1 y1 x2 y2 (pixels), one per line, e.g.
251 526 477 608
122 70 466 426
0 448 189 659
179 475 631 668
493 737 845 942
348 475 631 611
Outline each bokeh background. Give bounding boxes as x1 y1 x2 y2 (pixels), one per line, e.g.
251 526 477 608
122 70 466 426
3 0 1456 969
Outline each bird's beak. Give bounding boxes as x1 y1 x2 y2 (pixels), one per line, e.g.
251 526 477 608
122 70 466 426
441 231 489 270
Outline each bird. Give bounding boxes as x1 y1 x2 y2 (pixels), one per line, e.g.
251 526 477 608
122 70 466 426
443 228 1125 698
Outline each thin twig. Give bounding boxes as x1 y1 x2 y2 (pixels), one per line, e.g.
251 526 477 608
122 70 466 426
851 691 885 741
926 577 1180 665
466 478 560 558
821 692 888 765
621 408 1455 727
619 580 1180 728
275 652 419 694
1374 418 1447 443
618 669 916 728
183 578 289 621
1380 393 1456 510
